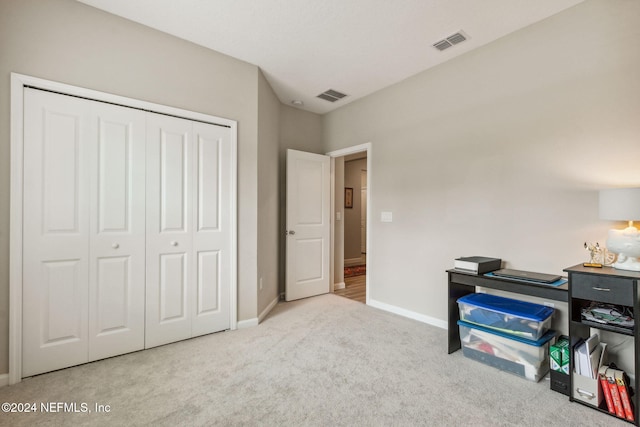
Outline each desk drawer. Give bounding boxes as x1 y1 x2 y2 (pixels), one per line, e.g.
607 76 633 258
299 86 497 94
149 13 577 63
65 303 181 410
571 274 634 306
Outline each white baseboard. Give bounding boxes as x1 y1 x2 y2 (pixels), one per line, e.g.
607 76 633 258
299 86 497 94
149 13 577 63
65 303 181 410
0 373 8 388
344 257 365 267
334 282 345 290
368 299 448 330
237 318 259 329
258 296 279 323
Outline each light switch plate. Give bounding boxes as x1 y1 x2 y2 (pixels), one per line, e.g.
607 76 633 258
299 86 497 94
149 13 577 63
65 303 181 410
381 211 393 222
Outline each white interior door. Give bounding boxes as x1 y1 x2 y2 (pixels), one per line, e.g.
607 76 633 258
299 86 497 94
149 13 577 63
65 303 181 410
285 149 330 301
88 102 146 361
145 114 232 347
22 88 148 376
22 89 91 377
190 122 232 336
145 113 194 348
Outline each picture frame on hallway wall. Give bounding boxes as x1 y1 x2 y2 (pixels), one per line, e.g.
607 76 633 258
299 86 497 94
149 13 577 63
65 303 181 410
345 187 353 209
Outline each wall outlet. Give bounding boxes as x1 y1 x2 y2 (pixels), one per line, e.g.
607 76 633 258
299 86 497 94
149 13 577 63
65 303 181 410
259 277 263 291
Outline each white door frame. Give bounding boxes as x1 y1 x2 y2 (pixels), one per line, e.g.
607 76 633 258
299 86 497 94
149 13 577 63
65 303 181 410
326 142 371 304
9 73 238 385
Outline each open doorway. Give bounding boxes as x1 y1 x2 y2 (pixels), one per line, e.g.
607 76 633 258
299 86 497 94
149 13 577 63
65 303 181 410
335 151 367 303
334 151 367 303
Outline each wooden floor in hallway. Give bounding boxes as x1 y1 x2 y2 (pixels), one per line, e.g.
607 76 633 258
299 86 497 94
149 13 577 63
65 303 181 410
335 274 366 303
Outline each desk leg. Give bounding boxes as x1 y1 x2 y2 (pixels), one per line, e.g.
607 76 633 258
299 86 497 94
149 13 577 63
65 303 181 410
448 277 474 354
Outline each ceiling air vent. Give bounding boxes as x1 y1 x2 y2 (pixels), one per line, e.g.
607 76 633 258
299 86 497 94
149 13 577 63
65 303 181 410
317 89 348 103
433 31 468 51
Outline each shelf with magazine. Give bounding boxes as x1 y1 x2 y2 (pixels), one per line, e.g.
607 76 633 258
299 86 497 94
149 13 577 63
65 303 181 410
565 264 639 425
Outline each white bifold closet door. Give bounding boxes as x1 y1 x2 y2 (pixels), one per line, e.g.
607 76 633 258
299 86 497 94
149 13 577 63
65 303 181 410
22 88 146 377
22 88 232 377
145 113 231 348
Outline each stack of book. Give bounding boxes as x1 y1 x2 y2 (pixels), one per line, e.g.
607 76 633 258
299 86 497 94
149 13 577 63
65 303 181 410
598 365 635 422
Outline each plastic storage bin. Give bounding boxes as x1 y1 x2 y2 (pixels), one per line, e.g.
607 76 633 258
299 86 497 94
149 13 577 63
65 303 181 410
458 320 555 382
457 293 554 340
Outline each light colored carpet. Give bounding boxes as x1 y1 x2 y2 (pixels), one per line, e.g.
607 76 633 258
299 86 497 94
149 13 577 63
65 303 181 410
0 294 626 426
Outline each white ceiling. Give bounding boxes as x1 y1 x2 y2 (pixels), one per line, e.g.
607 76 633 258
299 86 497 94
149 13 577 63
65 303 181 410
77 0 584 115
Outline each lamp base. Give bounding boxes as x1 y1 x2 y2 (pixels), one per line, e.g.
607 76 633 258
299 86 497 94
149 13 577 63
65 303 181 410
607 227 640 271
613 256 640 271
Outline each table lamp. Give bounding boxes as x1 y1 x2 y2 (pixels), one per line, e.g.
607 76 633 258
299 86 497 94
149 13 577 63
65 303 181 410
599 188 640 271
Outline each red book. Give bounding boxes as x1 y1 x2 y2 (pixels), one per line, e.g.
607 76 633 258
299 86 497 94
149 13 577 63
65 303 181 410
598 366 614 414
607 371 626 419
614 369 635 422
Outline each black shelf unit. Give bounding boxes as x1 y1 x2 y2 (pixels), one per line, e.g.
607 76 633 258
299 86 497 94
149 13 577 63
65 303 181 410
566 264 640 425
447 268 568 354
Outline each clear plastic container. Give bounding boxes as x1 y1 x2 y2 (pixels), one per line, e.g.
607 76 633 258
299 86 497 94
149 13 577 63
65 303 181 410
458 320 555 382
457 293 554 340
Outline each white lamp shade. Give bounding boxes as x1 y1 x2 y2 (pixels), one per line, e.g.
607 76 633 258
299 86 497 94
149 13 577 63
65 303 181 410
599 188 640 221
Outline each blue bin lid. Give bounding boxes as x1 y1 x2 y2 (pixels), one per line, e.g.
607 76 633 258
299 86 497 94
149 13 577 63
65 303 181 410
457 320 556 346
457 293 553 322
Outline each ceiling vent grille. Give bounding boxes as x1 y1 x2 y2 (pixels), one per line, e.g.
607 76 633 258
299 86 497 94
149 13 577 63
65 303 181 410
317 89 348 103
433 31 468 51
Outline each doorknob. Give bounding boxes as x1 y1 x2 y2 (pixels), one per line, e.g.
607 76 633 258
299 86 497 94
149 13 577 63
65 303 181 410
171 241 178 246
112 243 120 249
287 230 296 235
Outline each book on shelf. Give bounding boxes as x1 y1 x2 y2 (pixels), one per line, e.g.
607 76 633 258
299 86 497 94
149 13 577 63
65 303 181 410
599 366 615 414
613 368 635 421
606 369 626 419
453 256 501 274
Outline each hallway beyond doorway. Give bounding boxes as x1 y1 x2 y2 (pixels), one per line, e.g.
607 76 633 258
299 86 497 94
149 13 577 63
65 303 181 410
335 274 365 303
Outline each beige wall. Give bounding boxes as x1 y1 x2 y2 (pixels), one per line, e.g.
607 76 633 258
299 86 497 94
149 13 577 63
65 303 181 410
0 0 265 374
257 71 281 316
323 0 640 327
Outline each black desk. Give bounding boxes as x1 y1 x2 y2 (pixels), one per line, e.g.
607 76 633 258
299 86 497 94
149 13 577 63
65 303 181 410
447 269 568 354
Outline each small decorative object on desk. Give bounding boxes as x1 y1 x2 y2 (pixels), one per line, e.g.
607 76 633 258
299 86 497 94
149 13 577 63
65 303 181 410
602 248 617 267
584 242 603 268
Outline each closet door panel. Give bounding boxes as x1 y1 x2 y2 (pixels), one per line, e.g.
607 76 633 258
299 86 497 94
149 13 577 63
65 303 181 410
197 250 220 314
192 123 231 336
160 253 188 320
161 134 189 232
146 113 194 348
22 89 90 377
89 104 146 361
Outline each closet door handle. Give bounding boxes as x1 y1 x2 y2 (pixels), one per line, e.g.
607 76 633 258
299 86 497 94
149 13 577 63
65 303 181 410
112 243 120 249
171 241 178 247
